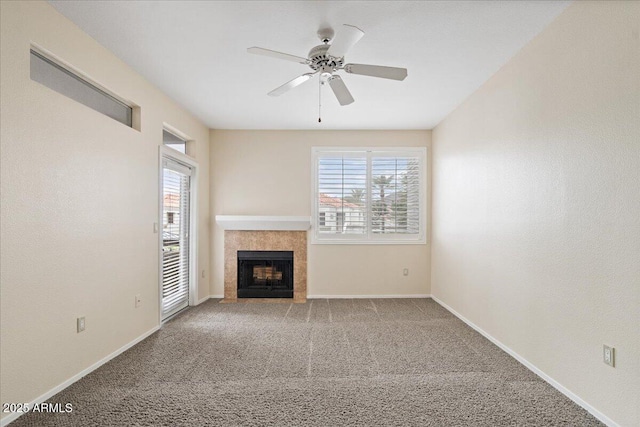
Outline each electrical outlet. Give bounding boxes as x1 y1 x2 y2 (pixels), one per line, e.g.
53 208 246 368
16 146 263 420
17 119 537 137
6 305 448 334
603 345 615 367
135 294 142 308
77 317 85 333
403 268 409 276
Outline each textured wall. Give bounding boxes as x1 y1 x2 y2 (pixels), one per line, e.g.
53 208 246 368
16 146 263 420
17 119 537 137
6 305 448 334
210 130 431 298
431 1 640 425
0 1 210 418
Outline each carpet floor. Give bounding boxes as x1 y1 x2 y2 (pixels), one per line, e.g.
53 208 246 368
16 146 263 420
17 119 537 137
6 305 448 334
10 298 602 426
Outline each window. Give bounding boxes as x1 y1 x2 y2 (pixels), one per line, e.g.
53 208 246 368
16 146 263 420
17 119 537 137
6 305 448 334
312 147 426 244
30 49 133 127
163 130 187 154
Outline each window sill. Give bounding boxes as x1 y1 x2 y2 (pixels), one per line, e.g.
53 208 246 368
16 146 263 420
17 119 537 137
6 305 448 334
311 237 427 245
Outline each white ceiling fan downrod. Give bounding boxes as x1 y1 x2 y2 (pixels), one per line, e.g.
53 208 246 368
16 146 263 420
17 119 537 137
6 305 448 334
318 74 322 123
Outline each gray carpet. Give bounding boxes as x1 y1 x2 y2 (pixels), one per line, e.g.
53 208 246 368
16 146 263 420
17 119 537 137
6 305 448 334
10 298 602 426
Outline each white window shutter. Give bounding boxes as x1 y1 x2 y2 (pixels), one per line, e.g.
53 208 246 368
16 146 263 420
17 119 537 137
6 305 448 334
316 154 368 238
313 147 426 244
371 155 421 236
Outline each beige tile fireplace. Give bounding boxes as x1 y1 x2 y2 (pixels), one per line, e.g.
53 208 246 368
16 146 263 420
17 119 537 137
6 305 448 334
223 230 307 302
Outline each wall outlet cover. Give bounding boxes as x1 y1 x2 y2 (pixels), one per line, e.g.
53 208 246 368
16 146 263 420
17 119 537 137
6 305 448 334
603 344 615 367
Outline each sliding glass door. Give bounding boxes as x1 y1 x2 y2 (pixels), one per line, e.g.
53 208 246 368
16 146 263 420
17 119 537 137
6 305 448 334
161 156 192 320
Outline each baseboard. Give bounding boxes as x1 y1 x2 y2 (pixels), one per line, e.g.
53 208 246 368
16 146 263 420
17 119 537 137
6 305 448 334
430 295 619 427
195 295 223 305
308 294 432 299
0 325 160 427
196 295 211 304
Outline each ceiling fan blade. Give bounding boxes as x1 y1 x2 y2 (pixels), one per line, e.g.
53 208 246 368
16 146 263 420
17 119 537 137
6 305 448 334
326 24 364 59
344 63 408 81
268 73 315 96
247 47 308 64
328 75 354 106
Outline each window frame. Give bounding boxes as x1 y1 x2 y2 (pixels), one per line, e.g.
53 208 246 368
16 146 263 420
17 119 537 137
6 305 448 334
311 147 427 245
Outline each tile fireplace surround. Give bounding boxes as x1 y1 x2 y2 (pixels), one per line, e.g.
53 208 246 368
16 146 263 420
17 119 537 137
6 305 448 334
223 230 307 302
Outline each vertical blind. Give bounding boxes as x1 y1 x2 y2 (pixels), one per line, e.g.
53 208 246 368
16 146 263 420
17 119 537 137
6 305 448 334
314 149 425 243
161 158 191 319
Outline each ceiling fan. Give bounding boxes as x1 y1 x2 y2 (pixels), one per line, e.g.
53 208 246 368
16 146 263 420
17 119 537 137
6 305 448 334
247 24 407 112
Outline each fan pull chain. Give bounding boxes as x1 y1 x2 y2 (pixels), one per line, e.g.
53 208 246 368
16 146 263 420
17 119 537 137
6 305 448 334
318 75 322 123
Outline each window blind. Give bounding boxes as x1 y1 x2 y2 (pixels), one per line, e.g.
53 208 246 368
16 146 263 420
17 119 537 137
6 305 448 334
313 148 426 244
371 155 421 235
316 154 367 237
161 159 191 319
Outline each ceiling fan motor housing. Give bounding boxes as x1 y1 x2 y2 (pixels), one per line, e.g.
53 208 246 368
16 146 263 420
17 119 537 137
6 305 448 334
308 45 343 71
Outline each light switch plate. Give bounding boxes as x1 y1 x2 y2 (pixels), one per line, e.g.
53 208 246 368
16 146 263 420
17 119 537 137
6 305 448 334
603 344 615 367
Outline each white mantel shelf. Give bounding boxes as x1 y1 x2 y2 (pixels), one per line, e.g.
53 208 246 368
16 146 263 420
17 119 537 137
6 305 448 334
215 215 311 231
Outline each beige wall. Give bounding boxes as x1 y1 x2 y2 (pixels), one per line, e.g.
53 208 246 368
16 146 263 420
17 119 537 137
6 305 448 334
431 1 640 425
0 1 210 417
210 130 431 297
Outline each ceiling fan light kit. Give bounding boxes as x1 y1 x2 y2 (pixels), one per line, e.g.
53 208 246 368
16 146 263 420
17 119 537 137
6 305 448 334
248 24 408 122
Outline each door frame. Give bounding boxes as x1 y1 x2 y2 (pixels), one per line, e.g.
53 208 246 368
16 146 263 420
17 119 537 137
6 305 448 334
158 145 199 324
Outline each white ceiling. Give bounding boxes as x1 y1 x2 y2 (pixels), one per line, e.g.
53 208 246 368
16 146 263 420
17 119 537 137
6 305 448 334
49 1 570 130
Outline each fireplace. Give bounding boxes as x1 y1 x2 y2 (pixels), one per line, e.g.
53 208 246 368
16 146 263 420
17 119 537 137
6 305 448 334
237 250 293 298
223 230 307 302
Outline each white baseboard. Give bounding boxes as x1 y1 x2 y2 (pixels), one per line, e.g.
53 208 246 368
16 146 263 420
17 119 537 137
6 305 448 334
195 295 210 304
0 325 160 427
195 295 223 305
308 294 432 299
430 295 619 427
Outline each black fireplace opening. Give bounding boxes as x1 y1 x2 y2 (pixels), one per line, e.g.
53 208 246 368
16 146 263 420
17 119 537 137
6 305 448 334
237 251 293 298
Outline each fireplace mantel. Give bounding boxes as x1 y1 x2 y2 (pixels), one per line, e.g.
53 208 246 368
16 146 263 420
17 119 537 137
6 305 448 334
215 215 311 231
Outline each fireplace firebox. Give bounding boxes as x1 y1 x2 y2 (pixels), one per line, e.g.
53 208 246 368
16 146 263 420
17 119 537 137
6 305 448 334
237 251 293 298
